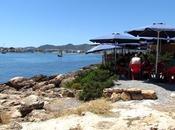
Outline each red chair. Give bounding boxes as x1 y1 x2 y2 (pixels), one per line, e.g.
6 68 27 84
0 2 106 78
165 66 175 83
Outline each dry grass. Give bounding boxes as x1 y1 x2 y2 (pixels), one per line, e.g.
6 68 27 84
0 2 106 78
55 98 112 117
0 112 11 124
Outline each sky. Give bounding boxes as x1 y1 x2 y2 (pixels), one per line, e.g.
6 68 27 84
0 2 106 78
0 0 175 47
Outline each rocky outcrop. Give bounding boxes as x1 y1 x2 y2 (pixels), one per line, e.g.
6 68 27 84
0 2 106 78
6 77 35 90
104 88 157 101
0 64 99 125
19 95 44 117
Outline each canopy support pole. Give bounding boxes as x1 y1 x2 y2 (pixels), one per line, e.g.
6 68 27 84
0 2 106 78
113 42 117 73
155 31 160 74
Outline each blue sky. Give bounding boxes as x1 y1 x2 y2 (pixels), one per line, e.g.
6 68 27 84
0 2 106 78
0 0 175 47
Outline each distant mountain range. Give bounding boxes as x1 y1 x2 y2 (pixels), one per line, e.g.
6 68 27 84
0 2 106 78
0 44 93 53
38 44 91 51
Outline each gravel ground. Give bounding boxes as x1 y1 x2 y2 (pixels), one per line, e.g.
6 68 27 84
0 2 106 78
114 80 175 105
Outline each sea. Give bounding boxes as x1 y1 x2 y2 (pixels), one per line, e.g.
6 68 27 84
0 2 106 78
0 53 101 83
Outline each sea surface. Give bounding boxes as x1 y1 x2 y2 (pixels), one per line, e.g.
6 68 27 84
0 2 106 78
0 53 101 83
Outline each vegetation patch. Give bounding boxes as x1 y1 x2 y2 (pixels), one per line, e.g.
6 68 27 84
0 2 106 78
63 64 117 101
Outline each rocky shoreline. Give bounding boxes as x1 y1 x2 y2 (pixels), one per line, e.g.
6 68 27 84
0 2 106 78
0 64 98 125
1 64 175 130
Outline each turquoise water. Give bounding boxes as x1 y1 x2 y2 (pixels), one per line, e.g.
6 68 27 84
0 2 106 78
0 53 101 83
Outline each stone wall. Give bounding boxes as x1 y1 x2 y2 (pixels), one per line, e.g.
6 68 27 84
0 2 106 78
103 87 157 102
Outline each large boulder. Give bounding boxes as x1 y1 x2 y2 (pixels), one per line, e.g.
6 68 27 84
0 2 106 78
141 90 157 99
7 77 35 90
48 74 64 87
19 95 44 117
26 109 51 122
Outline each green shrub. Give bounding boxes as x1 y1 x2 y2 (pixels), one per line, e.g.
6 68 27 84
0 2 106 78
79 81 103 101
62 81 74 88
63 64 117 101
71 83 82 90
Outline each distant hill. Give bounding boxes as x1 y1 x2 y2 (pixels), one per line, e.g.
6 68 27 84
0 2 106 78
38 44 91 51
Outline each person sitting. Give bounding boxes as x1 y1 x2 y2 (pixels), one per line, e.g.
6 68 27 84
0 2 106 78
129 54 141 80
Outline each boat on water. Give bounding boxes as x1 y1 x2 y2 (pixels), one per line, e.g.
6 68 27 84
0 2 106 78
52 50 63 57
57 54 62 57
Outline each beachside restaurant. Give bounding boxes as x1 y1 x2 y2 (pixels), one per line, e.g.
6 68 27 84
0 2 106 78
88 23 175 83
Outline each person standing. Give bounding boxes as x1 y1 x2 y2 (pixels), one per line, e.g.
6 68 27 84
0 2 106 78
129 54 141 80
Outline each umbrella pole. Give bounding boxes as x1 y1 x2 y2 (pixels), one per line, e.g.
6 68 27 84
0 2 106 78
114 48 117 73
155 31 160 74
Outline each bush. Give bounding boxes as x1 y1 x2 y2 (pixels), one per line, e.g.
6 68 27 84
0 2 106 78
63 64 117 101
71 83 82 90
79 81 102 101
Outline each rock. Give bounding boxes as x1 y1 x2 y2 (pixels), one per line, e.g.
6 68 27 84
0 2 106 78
9 122 23 130
7 77 35 90
104 88 123 94
120 92 131 101
150 127 158 130
141 90 157 100
130 93 143 100
170 93 175 98
110 93 121 102
10 109 22 119
48 74 64 87
44 98 80 112
60 88 75 97
27 109 50 122
31 74 49 82
0 93 8 99
3 100 21 107
112 88 124 93
19 106 33 117
9 77 26 82
40 84 55 91
0 84 12 93
21 95 44 109
33 81 47 90
103 88 113 97
126 88 141 94
103 88 124 98
19 95 44 117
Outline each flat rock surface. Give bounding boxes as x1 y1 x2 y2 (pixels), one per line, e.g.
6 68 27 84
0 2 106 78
114 80 175 105
21 100 175 130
